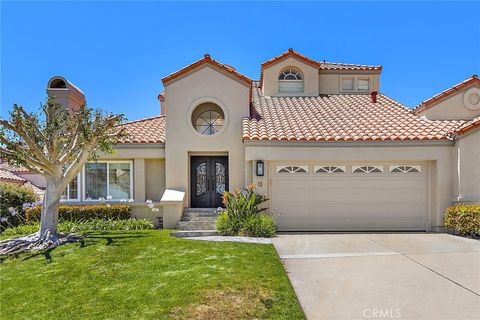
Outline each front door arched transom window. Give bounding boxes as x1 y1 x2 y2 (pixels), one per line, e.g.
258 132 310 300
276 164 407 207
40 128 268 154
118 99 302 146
191 102 225 136
278 68 304 93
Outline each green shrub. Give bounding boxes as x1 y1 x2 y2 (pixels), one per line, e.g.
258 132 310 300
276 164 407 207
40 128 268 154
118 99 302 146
444 204 480 237
25 204 131 223
217 185 276 238
2 218 154 236
0 183 38 229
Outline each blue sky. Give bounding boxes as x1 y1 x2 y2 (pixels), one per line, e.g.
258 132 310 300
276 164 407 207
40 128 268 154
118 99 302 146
1 1 479 121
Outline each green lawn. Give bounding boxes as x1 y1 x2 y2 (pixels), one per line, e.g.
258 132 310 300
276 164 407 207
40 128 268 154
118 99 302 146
0 230 304 320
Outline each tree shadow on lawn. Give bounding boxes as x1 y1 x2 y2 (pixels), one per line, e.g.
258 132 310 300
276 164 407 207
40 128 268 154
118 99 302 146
0 231 150 263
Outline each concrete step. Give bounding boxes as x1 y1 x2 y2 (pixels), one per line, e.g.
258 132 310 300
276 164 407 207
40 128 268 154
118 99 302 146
177 220 216 230
183 208 221 218
170 230 218 238
181 215 218 222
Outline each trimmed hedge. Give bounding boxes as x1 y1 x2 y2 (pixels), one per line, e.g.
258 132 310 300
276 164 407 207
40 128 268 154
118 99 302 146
444 204 480 237
0 183 37 229
25 204 131 223
2 218 154 236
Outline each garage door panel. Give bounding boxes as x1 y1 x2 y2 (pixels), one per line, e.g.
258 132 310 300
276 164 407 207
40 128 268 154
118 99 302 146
271 163 428 231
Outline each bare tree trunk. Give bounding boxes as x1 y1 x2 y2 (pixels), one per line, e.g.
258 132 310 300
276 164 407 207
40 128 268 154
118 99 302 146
39 176 61 235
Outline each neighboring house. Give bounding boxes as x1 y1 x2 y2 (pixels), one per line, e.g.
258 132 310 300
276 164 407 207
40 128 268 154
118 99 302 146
0 162 45 199
44 49 480 231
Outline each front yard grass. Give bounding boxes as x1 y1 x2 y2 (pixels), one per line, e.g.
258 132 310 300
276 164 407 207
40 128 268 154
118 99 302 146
0 230 304 320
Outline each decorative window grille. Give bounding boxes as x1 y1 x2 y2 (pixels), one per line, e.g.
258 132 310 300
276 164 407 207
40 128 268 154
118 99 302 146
352 165 383 173
389 165 421 173
314 166 346 173
276 165 308 174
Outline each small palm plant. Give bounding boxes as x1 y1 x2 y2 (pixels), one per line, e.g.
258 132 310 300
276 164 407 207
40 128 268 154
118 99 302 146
217 184 276 237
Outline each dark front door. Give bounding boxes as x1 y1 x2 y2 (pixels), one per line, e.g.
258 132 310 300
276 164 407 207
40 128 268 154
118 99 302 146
191 156 228 208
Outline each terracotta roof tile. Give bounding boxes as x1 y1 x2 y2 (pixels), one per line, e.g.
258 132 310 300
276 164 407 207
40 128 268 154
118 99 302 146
0 169 26 182
162 54 252 87
454 115 480 135
413 75 480 114
243 82 465 142
320 61 382 71
117 115 165 144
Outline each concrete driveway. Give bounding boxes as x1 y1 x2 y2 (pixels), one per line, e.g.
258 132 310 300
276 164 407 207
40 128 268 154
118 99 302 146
273 233 480 320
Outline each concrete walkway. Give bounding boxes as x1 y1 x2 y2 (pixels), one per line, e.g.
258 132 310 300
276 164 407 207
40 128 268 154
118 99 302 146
273 233 480 320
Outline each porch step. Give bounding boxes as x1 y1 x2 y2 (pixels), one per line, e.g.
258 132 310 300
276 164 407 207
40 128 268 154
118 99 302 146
171 230 218 238
177 220 217 230
176 208 221 231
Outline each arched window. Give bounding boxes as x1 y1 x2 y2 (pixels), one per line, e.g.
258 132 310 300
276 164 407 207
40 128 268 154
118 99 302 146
278 68 304 93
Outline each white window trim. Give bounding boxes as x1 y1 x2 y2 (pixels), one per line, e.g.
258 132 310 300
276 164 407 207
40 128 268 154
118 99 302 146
82 160 134 202
352 165 384 174
61 173 80 202
314 165 346 174
278 68 304 94
276 165 309 174
389 165 422 174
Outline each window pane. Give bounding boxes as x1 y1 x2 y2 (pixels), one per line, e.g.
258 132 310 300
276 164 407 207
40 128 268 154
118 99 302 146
85 163 107 199
279 80 304 93
358 79 370 90
68 176 78 199
109 163 131 199
342 79 353 90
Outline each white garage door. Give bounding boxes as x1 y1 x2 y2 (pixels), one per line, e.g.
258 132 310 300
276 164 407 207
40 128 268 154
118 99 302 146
270 163 428 231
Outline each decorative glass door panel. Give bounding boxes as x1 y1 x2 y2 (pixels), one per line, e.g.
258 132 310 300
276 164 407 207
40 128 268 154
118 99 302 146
191 156 228 208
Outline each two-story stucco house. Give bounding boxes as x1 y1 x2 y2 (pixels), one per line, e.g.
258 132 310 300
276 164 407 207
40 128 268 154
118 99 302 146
46 49 480 232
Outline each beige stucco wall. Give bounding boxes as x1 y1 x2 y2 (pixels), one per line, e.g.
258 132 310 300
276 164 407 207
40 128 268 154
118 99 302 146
145 159 165 202
418 85 480 120
454 129 480 202
318 72 380 95
163 65 250 207
262 57 319 96
245 142 455 230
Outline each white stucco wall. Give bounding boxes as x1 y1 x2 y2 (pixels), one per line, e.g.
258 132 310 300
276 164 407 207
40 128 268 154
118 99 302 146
163 64 250 207
454 129 480 202
418 85 480 120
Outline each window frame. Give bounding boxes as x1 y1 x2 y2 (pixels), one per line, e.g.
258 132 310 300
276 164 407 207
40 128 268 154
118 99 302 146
358 78 370 91
82 160 134 202
340 78 354 91
278 67 304 94
61 173 80 202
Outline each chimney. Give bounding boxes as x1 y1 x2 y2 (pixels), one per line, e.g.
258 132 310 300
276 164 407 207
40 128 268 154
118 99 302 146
370 90 378 103
158 92 166 115
46 76 85 111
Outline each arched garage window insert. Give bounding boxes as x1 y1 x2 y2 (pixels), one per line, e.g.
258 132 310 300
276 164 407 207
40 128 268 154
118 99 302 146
278 68 304 93
352 166 383 173
389 165 421 173
315 166 346 174
276 165 308 174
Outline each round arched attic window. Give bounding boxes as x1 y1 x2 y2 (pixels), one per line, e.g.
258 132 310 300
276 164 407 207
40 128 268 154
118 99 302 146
278 67 304 93
49 78 67 89
191 102 225 135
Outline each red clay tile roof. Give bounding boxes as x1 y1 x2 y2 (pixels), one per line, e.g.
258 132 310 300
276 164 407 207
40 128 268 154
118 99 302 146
413 75 480 114
117 115 165 144
454 115 480 135
0 169 26 182
0 162 31 173
243 82 465 142
162 54 252 87
320 61 382 71
261 48 321 69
